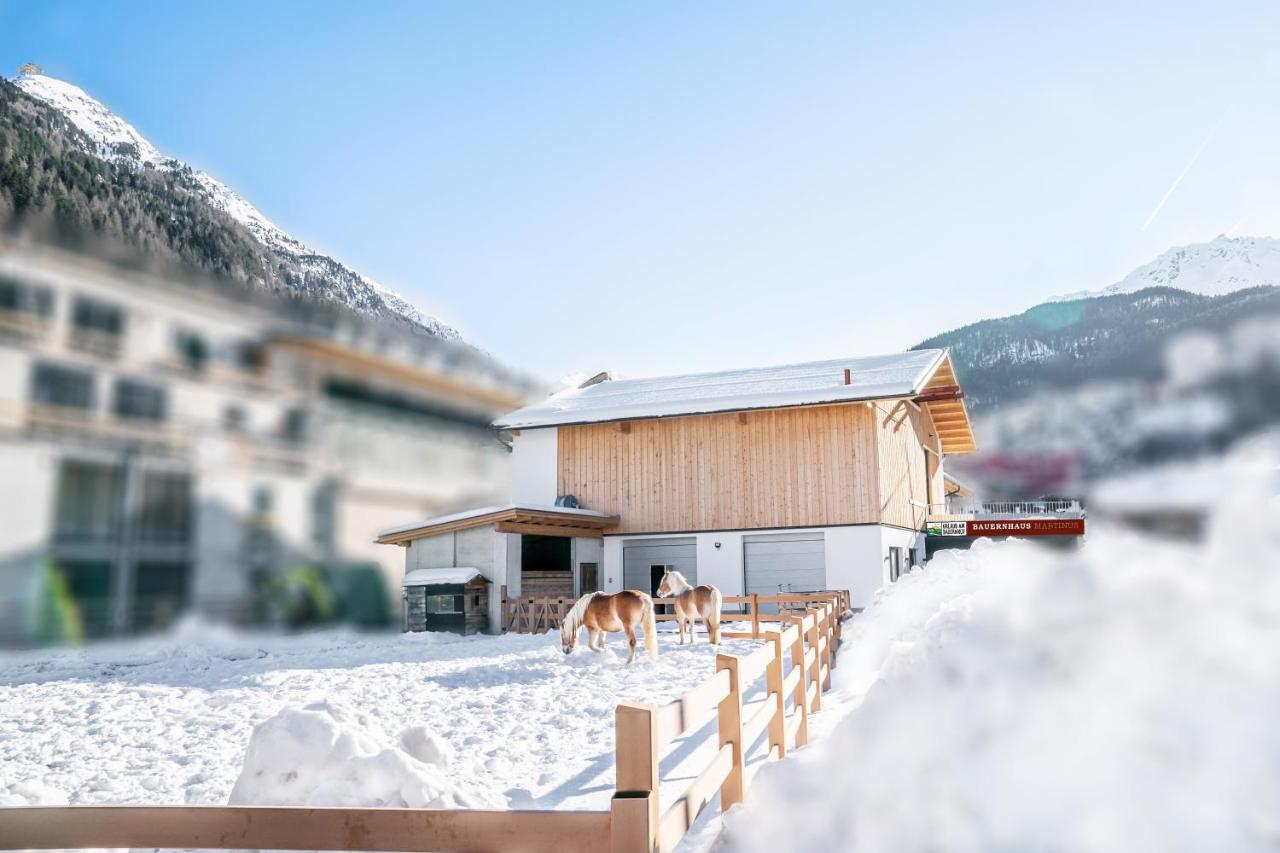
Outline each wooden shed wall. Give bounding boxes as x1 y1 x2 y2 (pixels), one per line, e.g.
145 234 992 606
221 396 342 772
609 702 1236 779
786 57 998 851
874 401 941 530
556 403 884 534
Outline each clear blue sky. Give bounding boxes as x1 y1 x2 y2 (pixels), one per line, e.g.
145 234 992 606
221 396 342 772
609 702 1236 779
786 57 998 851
4 1 1280 383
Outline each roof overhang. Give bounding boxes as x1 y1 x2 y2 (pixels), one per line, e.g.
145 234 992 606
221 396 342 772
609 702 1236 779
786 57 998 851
916 353 977 454
375 503 620 546
269 336 527 414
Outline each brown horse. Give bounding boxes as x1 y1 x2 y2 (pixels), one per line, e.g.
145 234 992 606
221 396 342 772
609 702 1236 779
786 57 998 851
560 590 658 664
656 570 723 645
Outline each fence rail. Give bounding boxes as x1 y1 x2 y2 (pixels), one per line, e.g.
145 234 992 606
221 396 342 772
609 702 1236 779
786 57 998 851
0 590 850 853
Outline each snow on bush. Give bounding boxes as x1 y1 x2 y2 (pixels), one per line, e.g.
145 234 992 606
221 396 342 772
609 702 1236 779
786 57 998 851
228 701 501 809
719 462 1280 853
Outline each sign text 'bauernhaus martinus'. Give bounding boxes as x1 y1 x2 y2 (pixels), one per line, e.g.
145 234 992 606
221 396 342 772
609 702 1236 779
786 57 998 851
928 519 1085 537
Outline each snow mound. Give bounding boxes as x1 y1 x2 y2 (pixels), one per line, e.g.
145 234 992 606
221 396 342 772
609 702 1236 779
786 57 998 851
228 701 502 809
0 778 68 807
719 460 1280 852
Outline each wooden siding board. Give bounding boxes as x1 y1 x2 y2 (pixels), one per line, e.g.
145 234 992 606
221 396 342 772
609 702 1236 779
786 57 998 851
558 402 900 534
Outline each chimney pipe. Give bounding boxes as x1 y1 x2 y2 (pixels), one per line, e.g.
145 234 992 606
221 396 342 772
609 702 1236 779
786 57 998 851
843 368 851 385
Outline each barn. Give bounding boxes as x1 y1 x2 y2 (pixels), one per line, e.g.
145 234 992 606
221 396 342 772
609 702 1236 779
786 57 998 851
379 349 984 624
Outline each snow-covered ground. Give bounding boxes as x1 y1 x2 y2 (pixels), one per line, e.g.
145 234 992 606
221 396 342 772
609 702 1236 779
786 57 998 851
4 448 1276 851
0 621 766 818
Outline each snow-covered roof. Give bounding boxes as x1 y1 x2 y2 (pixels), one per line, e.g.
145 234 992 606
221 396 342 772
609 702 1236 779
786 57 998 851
376 503 611 540
375 503 620 545
494 349 949 429
402 567 484 586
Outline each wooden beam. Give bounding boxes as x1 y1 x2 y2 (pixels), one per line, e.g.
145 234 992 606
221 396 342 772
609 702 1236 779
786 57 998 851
915 385 964 404
0 806 610 853
495 520 607 539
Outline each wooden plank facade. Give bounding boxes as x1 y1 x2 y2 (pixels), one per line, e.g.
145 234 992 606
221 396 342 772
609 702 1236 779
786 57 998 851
557 400 937 534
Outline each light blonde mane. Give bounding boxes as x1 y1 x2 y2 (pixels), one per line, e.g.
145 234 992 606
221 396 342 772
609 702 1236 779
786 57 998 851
562 590 603 638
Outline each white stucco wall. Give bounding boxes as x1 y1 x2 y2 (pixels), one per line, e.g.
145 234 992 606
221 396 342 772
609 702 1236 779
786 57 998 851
510 428 558 505
823 525 887 609
600 524 923 611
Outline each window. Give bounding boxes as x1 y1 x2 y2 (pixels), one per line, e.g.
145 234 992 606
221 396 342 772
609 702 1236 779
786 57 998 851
252 485 274 516
235 340 267 372
174 330 209 373
282 408 307 443
426 594 463 614
31 362 95 410
138 472 192 544
0 274 54 317
53 460 123 543
311 481 337 551
223 405 247 432
112 379 167 422
888 547 904 583
72 296 124 335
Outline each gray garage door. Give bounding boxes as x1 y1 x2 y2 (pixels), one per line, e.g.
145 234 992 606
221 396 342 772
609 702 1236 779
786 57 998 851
744 532 826 602
623 538 697 597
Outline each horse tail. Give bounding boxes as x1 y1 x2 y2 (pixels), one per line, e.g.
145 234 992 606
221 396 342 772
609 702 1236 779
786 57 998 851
708 586 723 645
641 594 658 660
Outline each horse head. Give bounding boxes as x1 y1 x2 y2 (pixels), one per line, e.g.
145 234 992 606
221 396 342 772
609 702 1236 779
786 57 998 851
560 619 577 654
657 569 684 597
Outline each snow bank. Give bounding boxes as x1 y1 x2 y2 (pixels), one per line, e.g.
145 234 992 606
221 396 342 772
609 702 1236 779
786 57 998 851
719 460 1280 853
228 701 500 809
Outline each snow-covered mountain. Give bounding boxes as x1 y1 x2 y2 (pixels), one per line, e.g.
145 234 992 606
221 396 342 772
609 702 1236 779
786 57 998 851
1053 235 1280 302
11 69 459 340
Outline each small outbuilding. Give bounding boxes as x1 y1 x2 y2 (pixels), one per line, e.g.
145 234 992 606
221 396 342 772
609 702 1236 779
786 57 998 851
401 567 490 635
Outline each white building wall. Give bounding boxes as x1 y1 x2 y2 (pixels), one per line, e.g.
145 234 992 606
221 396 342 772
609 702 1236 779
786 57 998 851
824 526 887 609
602 524 924 610
0 444 55 636
510 428 558 505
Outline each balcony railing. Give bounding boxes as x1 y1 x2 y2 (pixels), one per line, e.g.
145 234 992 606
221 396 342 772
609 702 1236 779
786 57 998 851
0 307 53 342
68 327 123 360
930 499 1085 521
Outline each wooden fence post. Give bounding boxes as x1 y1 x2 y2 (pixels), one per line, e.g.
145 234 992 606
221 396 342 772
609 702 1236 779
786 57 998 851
765 630 786 760
751 594 760 638
716 653 745 808
787 615 809 747
820 603 833 691
806 610 823 713
613 702 658 852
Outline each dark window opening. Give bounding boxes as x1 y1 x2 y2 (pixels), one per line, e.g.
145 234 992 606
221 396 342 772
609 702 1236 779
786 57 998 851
223 405 247 432
72 296 124 335
31 362 95 410
174 330 209 373
138 472 192 544
132 561 191 631
521 535 571 572
54 460 123 544
112 379 167 422
0 274 54 317
323 377 493 431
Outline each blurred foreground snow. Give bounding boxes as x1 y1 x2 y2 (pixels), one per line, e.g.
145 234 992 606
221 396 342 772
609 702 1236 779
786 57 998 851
718 438 1280 853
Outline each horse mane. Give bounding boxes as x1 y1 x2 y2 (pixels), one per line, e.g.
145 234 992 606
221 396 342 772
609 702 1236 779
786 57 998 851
663 570 692 593
563 591 603 635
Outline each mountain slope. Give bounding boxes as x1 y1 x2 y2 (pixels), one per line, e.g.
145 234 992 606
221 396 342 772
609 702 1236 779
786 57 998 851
914 285 1280 410
3 69 456 339
1052 235 1280 301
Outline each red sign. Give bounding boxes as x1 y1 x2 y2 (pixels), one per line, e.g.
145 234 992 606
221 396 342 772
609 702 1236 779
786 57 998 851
966 518 1085 537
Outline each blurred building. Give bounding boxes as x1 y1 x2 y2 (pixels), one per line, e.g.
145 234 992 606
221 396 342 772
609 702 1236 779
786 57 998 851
0 242 538 643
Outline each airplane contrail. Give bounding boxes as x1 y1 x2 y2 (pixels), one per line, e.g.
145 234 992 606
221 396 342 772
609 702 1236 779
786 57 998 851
1140 111 1231 232
1226 216 1247 237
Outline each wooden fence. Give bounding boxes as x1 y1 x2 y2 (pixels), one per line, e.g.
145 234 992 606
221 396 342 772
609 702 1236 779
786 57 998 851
0 592 848 853
500 588 574 633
